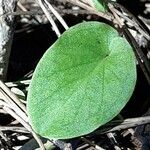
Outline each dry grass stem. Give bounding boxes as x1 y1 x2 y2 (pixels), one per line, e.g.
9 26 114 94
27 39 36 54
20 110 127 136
0 126 29 133
44 0 69 30
113 6 150 40
99 116 150 134
0 80 26 113
37 0 61 37
0 80 45 150
65 0 113 22
5 79 30 88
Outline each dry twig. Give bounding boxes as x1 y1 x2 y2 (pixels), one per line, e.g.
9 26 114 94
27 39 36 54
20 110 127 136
95 116 150 134
65 0 114 22
37 0 61 37
43 0 69 30
0 80 45 150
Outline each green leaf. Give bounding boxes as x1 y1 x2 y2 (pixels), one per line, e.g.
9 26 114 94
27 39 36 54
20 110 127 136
91 0 108 12
27 21 137 139
90 0 117 12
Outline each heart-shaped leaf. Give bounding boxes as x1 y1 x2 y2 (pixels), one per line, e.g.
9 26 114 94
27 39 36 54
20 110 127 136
27 21 136 139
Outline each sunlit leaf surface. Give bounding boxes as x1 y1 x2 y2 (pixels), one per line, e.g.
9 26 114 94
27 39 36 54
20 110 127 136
27 21 136 139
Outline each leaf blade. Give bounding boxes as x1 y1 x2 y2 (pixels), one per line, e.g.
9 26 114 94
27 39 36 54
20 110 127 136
27 21 136 139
